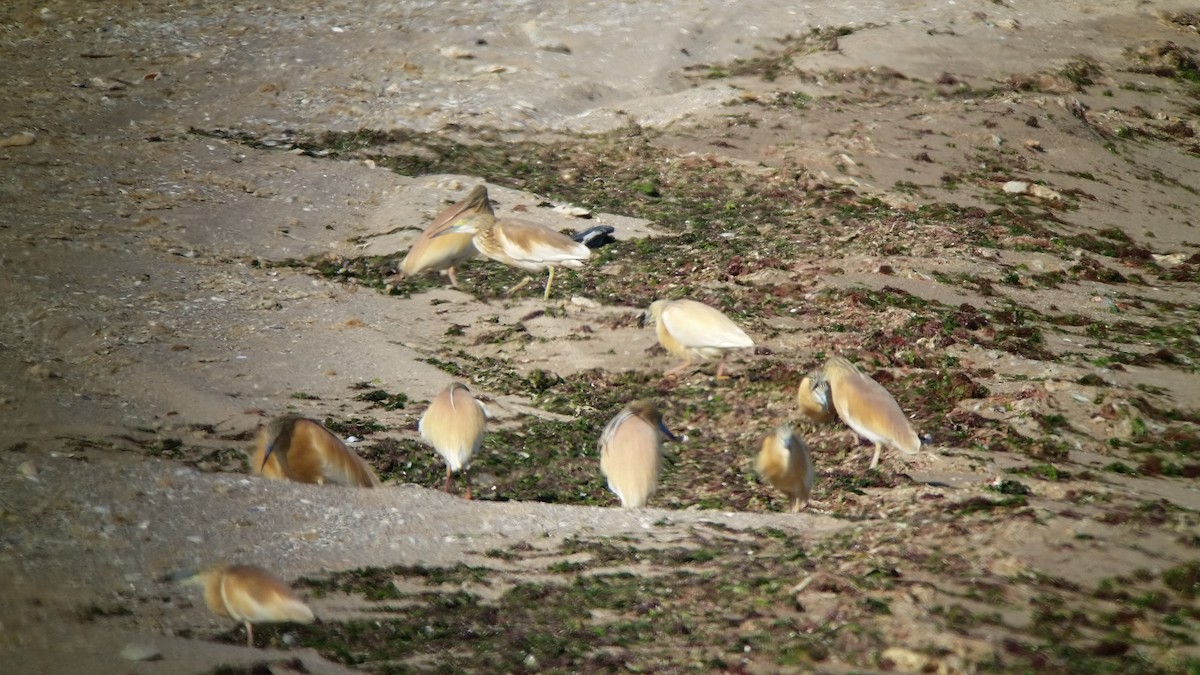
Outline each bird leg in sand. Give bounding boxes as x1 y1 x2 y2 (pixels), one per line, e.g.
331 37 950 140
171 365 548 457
505 276 534 296
870 442 883 470
715 355 733 380
542 267 557 301
447 267 460 288
662 359 694 378
443 466 473 499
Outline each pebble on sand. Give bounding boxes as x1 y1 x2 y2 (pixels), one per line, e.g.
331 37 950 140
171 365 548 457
119 642 163 662
0 132 36 148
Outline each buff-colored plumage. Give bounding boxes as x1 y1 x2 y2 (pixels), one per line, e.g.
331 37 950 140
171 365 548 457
755 424 815 512
645 299 754 379
822 357 921 469
440 213 590 300
252 416 381 488
399 184 491 287
796 373 835 424
599 400 678 508
174 564 314 647
419 382 487 498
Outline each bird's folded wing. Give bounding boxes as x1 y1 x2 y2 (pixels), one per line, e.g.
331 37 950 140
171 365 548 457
498 220 591 265
661 303 753 348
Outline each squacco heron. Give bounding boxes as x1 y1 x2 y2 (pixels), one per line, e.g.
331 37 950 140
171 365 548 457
419 382 487 499
437 214 590 300
796 373 835 424
644 298 754 379
814 357 920 469
755 423 815 512
598 400 678 508
169 564 314 647
399 184 491 288
252 416 381 488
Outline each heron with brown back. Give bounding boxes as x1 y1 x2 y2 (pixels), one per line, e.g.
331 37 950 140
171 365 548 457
796 372 835 425
755 423 815 512
802 357 920 469
252 415 381 487
436 213 591 300
399 184 492 287
168 564 314 647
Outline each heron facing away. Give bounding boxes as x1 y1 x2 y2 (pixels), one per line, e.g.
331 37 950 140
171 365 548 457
599 400 679 508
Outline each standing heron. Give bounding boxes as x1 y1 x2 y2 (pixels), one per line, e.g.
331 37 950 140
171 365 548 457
168 564 314 647
399 184 492 287
644 298 754 379
252 416 381 488
437 215 590 300
755 423 815 512
809 357 921 469
796 372 835 424
598 400 678 508
419 382 487 499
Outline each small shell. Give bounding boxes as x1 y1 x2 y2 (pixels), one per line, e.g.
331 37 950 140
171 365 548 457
552 204 591 218
439 46 475 59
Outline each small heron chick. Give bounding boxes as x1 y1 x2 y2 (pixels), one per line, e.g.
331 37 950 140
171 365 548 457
253 416 381 488
399 184 491 287
796 372 835 424
169 564 314 647
822 357 921 469
644 298 754 379
599 400 678 508
419 382 487 499
438 215 590 300
755 424 815 512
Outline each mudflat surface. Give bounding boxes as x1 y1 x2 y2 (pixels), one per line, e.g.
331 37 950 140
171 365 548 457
2 1 1200 673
